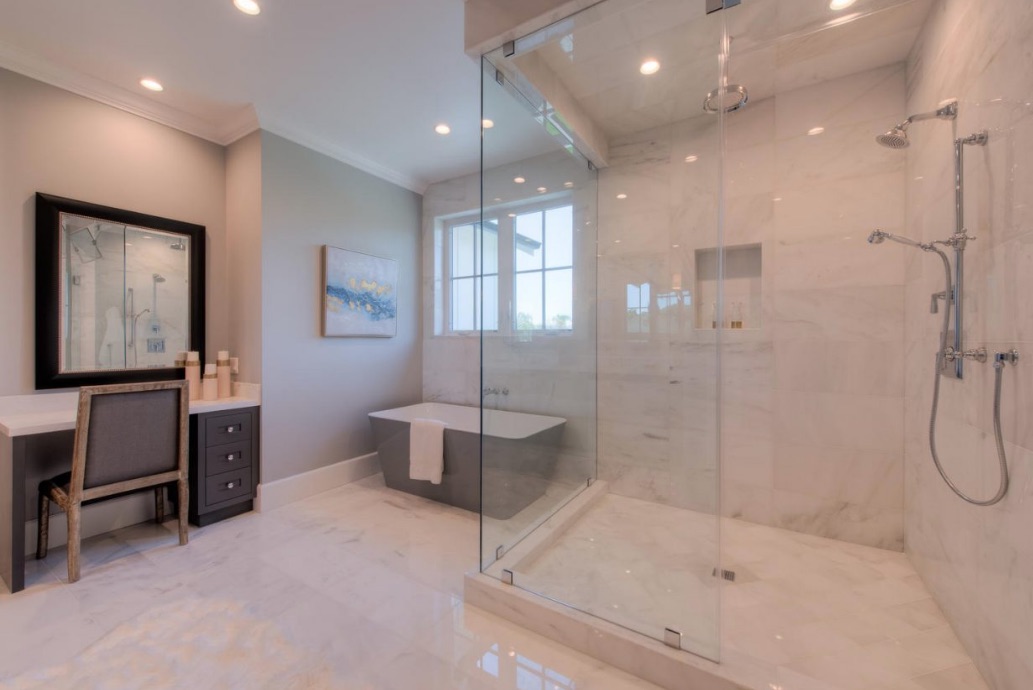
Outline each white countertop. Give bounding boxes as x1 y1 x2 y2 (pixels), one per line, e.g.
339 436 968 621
0 385 261 437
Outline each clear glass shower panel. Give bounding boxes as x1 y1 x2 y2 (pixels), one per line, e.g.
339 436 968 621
478 55 599 575
479 0 726 661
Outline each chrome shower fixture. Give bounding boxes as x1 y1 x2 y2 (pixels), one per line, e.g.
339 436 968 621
703 84 748 114
866 230 930 250
875 100 957 148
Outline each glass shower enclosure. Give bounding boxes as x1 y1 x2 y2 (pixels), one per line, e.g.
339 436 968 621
478 0 727 661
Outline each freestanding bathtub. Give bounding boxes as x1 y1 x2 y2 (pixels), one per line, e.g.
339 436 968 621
368 402 566 519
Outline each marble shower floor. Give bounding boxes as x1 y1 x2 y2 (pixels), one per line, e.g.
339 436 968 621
513 493 990 690
0 476 662 690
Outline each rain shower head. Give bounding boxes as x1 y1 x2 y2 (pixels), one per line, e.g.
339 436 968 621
704 84 748 114
875 101 958 149
876 126 910 149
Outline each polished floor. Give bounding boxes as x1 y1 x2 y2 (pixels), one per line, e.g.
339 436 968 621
0 476 662 690
515 493 990 690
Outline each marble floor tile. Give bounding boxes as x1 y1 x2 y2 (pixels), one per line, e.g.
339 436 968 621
0 475 663 690
0 476 991 690
507 492 990 690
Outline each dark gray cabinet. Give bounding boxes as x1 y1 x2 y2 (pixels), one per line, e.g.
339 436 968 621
189 406 260 526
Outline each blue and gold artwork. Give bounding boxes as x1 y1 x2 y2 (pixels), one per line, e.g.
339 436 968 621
323 246 398 337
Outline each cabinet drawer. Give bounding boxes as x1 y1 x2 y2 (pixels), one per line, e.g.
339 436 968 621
204 469 252 507
204 441 251 477
205 412 251 447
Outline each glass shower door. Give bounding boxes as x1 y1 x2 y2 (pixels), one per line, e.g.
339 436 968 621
479 0 727 661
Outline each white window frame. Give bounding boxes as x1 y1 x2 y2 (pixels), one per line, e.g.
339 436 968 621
440 195 576 337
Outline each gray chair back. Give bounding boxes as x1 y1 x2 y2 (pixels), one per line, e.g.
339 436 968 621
83 387 182 488
70 381 189 499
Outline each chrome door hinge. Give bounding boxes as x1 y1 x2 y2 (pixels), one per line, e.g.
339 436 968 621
706 0 741 13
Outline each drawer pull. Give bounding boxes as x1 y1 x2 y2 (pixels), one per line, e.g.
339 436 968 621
226 482 236 490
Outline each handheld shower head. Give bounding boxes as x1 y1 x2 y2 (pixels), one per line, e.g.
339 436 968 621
867 230 926 249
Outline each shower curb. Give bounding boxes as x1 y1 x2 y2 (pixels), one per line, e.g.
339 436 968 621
463 573 750 690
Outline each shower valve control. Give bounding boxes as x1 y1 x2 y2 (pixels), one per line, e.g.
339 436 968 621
943 346 987 364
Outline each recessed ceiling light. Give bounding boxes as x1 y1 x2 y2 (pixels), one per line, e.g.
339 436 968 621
537 187 547 193
514 177 525 184
233 0 261 15
563 181 574 188
828 0 856 9
639 59 660 75
434 123 451 135
685 155 699 163
139 78 164 92
807 126 825 136
616 193 627 199
482 119 494 129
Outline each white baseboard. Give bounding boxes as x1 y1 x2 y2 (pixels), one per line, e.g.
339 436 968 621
256 452 380 513
24 493 154 556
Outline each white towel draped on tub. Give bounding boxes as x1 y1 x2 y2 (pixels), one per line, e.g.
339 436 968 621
409 418 446 484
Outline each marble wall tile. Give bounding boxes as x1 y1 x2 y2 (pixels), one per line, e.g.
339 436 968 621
903 2 1033 688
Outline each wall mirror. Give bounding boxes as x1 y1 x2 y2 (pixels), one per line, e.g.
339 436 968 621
36 193 205 389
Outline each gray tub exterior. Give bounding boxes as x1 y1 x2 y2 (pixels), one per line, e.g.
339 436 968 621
368 408 565 519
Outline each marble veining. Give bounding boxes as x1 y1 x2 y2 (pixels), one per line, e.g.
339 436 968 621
507 491 989 690
0 476 664 690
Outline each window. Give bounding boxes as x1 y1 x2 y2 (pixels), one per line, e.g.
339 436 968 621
442 202 576 335
449 220 498 331
513 205 574 331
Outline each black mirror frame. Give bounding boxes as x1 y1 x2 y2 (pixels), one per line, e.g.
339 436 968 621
35 193 206 390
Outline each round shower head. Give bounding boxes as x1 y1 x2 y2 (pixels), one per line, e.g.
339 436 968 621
876 126 910 149
704 84 748 114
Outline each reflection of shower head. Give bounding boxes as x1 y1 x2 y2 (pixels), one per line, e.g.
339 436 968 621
704 84 748 114
875 101 958 149
153 273 166 283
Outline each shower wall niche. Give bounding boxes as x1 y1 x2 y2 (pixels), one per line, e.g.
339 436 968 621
695 244 761 330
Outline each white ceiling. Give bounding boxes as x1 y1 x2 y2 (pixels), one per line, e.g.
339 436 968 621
0 0 935 194
499 0 933 141
0 0 506 192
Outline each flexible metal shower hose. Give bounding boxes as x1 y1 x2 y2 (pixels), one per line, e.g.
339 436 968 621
927 246 1010 506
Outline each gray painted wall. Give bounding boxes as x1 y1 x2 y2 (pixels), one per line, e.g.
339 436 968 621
0 68 229 395
226 132 263 385
260 132 422 483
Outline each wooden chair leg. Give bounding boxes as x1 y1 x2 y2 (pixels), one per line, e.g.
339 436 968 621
177 478 189 546
36 493 50 560
154 486 166 524
66 505 82 583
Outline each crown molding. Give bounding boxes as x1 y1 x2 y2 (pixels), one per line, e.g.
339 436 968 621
0 40 424 194
218 104 261 145
260 114 429 194
0 39 228 145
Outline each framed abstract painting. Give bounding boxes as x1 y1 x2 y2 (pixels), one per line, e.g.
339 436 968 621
322 246 398 337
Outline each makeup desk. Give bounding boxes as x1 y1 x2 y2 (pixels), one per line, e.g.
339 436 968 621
0 390 260 593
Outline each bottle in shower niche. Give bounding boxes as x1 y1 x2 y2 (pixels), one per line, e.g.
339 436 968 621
216 350 232 399
731 302 744 329
202 364 219 402
185 351 201 401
